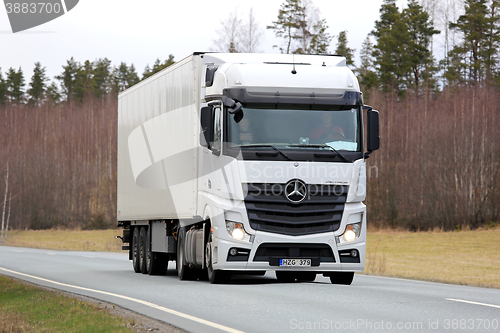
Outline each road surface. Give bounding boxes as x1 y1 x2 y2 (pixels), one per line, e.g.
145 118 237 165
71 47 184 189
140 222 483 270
0 246 499 332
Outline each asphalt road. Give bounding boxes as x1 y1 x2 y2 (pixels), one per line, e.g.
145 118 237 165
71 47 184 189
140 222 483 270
1 245 499 333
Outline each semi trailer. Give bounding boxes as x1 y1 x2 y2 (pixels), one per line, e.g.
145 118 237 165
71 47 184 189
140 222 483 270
116 52 380 284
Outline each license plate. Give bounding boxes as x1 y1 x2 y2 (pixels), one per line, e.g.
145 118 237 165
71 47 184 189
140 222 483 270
279 259 311 267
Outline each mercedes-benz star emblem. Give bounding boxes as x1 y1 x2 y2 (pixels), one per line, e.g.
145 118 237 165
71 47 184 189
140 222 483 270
284 179 308 203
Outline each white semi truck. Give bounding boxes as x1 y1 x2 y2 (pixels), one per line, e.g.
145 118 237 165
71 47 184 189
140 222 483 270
116 53 379 284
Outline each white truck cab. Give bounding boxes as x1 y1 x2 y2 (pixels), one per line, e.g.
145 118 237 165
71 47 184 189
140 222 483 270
117 53 380 284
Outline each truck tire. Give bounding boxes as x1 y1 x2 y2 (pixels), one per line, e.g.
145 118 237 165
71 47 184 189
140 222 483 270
132 227 141 273
329 272 354 285
205 232 229 284
139 227 147 274
177 228 197 281
146 227 168 275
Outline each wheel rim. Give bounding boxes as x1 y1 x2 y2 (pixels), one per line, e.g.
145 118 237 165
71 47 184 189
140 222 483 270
205 242 211 269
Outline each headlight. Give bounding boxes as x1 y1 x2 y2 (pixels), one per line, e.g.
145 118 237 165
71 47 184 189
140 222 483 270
338 223 361 243
226 221 251 242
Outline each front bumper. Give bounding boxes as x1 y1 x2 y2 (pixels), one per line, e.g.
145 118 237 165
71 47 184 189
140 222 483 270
213 227 366 272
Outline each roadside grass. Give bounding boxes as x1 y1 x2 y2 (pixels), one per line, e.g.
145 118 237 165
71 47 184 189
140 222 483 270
0 275 133 333
2 229 124 252
2 228 499 288
364 228 500 288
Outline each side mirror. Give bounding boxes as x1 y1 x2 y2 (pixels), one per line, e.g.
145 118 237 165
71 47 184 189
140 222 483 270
200 106 213 147
366 109 380 157
205 66 218 87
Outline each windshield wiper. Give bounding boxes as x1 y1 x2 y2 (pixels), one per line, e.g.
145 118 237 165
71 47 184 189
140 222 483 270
287 144 351 162
239 144 293 161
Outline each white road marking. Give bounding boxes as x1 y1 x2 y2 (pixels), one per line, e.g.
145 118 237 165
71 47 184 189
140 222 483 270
0 267 246 333
446 298 500 309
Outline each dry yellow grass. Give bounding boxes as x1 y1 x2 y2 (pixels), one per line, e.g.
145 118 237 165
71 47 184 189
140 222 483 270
364 228 500 288
2 229 124 252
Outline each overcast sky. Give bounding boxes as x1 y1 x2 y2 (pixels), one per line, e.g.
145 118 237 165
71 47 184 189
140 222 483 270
1 0 410 83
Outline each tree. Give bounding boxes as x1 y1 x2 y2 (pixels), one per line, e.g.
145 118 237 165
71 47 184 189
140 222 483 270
46 82 61 104
27 62 49 105
268 0 301 54
268 0 331 54
56 57 81 101
142 55 175 80
92 58 112 97
6 67 25 104
239 9 264 53
309 18 331 54
112 62 140 93
448 0 499 84
212 9 243 53
403 0 440 90
0 69 6 105
73 60 95 103
335 31 355 66
357 36 378 91
372 0 410 94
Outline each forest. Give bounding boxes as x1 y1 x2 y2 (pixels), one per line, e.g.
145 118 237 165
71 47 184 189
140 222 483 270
0 0 499 233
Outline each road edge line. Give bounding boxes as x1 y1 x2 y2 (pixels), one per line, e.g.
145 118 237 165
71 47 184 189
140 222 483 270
0 266 245 333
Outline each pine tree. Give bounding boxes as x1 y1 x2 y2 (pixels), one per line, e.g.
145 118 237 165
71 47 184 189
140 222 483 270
268 0 301 54
309 18 331 54
357 36 378 91
112 63 140 93
403 0 440 91
142 55 175 80
56 57 81 101
46 82 61 104
335 31 355 66
449 0 491 84
27 62 48 105
6 67 25 104
372 0 411 95
92 58 112 97
74 60 94 103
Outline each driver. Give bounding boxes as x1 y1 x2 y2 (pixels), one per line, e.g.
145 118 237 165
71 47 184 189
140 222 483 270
238 118 253 144
309 112 344 141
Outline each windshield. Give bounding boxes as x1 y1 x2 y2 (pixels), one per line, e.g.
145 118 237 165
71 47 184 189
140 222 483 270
226 106 362 152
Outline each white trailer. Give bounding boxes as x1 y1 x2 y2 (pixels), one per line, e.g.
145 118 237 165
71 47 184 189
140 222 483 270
117 53 380 284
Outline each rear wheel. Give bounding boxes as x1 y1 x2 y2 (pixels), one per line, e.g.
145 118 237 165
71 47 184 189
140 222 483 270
139 227 147 274
146 227 168 275
205 232 229 284
329 272 354 285
132 227 141 273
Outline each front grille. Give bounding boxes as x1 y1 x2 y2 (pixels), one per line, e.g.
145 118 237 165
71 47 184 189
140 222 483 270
244 183 348 236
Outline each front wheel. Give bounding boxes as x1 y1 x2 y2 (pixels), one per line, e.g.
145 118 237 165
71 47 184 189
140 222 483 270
329 272 354 285
205 233 228 284
177 228 197 281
